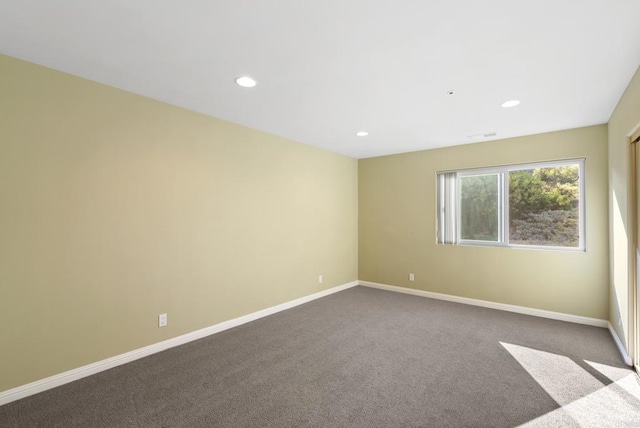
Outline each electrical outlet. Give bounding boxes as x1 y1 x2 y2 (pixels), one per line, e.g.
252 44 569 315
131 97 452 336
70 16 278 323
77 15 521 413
159 313 168 327
409 273 415 281
318 274 323 284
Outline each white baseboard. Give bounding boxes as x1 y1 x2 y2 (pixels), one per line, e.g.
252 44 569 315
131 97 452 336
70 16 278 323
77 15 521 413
359 281 636 366
0 281 358 407
607 322 633 366
358 280 609 328
2 280 628 407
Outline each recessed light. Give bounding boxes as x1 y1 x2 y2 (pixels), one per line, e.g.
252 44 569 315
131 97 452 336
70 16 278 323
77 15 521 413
356 131 369 137
501 100 520 108
235 76 257 88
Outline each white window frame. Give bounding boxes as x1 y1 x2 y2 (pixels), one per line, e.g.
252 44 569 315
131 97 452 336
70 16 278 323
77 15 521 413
438 158 586 251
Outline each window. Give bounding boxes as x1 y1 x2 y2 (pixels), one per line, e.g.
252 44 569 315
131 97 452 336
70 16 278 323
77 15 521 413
459 173 501 242
437 159 584 250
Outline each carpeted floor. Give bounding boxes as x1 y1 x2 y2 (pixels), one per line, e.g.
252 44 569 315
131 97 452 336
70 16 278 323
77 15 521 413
1 286 639 427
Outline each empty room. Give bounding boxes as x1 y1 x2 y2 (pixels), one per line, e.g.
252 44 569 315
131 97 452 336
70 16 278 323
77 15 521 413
2 1 640 427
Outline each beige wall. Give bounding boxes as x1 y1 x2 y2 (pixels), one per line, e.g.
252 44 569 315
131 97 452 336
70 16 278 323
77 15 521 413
608 65 640 354
359 125 609 319
0 55 358 392
0 49 628 394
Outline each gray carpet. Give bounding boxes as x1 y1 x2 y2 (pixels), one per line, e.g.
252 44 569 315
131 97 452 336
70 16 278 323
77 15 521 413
1 286 638 427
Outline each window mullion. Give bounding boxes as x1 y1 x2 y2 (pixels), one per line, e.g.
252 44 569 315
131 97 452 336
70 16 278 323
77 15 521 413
502 171 509 245
456 174 462 244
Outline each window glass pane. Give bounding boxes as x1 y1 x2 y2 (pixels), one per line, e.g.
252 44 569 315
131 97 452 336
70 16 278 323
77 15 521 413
460 174 499 241
509 165 580 247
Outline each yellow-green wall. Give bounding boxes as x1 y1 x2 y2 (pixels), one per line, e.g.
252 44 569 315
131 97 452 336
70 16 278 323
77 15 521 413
359 125 609 319
0 50 628 395
0 55 358 392
608 65 640 354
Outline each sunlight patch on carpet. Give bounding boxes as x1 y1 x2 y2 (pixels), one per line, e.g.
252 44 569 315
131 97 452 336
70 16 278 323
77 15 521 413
501 342 640 427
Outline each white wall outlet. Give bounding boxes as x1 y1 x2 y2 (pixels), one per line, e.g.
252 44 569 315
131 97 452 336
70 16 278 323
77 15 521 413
318 274 323 284
409 273 415 281
159 313 168 327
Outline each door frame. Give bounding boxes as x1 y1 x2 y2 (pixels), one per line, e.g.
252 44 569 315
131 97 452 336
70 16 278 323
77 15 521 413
630 124 640 373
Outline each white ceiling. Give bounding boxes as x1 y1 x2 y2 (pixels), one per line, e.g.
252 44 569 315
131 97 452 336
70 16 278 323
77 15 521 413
1 1 639 159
